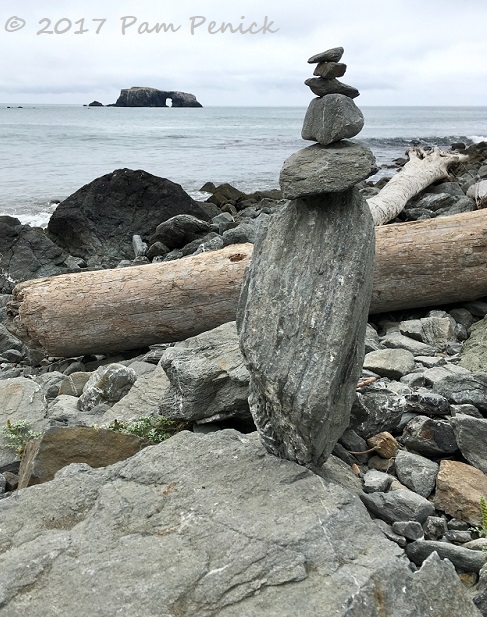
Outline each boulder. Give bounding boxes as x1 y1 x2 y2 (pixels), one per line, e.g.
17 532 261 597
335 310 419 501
401 415 458 457
360 488 436 524
350 381 408 439
363 349 416 379
304 77 359 98
399 316 455 352
18 426 149 488
114 87 202 108
151 214 212 249
407 540 487 573
158 322 250 423
432 373 487 412
301 95 364 146
451 414 487 474
460 316 487 372
403 391 451 416
307 47 344 63
77 363 137 412
434 459 487 526
58 372 92 397
238 189 374 467
381 331 436 356
0 430 480 616
394 450 439 498
312 62 347 79
0 218 73 292
47 169 210 262
279 141 376 199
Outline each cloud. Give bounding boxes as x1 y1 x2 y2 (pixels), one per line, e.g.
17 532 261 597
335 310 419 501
1 0 487 105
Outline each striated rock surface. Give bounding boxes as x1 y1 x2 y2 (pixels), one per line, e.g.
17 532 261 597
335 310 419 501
238 189 375 467
301 94 364 145
0 430 480 616
279 141 376 199
114 87 202 107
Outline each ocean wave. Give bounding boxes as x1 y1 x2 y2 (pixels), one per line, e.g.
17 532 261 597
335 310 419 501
359 136 476 149
468 135 487 143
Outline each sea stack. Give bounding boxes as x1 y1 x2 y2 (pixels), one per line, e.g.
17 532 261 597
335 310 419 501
238 47 376 468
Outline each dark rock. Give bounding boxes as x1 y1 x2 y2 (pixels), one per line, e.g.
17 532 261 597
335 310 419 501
88 101 103 107
238 189 374 467
427 182 465 197
47 169 209 262
312 61 347 79
363 349 415 379
307 47 344 63
114 86 202 107
279 141 376 199
363 469 393 493
423 515 448 540
222 222 256 246
206 182 247 207
350 382 407 439
392 521 424 541
432 373 487 412
464 301 487 318
146 241 170 260
0 221 74 292
301 95 364 146
444 530 473 544
403 391 451 416
360 489 436 524
406 540 487 573
451 414 487 474
151 214 212 249
373 519 407 547
304 77 359 98
394 450 439 498
400 415 458 457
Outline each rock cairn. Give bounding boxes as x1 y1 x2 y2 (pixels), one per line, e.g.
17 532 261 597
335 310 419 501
238 47 376 468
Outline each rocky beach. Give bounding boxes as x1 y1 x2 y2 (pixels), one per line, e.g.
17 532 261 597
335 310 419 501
2 48 487 615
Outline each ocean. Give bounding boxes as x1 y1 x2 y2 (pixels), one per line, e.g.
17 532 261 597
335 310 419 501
1 105 486 227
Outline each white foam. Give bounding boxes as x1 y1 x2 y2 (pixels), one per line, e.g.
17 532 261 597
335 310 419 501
468 135 487 144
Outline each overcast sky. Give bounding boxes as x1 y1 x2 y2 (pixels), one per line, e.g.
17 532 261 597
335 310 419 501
1 0 486 106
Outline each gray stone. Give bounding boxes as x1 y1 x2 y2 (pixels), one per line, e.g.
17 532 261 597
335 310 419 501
0 324 25 354
307 46 344 63
151 214 212 250
450 308 475 330
460 316 487 372
47 394 101 428
0 430 479 616
157 322 250 423
350 382 408 439
279 141 376 199
363 469 393 493
412 193 455 212
407 540 487 573
222 222 256 246
0 349 23 363
238 189 374 467
364 324 382 353
423 363 471 386
373 519 407 547
114 87 203 108
58 372 91 397
401 415 458 457
444 530 473 544
423 516 448 540
0 473 6 493
451 414 487 474
399 316 455 351
381 331 437 356
427 182 466 197
403 391 451 416
146 241 170 261
414 356 446 368
78 363 137 412
464 301 487 318
363 349 415 379
304 77 359 98
395 450 439 498
312 61 346 79
301 95 364 146
392 521 424 541
432 373 487 412
451 403 483 418
360 488 436 524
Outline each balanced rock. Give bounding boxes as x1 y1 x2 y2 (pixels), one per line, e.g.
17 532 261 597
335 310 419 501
238 188 375 467
279 141 376 199
308 46 344 63
305 77 360 99
302 94 364 146
312 61 347 79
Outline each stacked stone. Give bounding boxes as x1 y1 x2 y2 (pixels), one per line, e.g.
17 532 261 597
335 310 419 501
238 48 377 468
280 47 375 200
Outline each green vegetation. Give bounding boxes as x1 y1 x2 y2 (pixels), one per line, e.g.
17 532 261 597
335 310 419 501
1 419 42 457
471 496 487 539
104 416 189 443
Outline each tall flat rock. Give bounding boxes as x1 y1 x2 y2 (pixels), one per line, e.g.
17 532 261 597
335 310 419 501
238 189 375 467
0 430 480 616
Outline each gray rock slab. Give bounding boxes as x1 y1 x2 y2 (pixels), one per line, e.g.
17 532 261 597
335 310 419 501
363 469 393 493
403 391 451 416
304 77 359 98
423 363 471 387
0 324 25 354
395 450 439 498
301 95 364 146
279 141 376 199
0 430 479 617
381 331 437 356
392 521 424 541
307 47 344 63
451 413 487 474
364 324 382 353
238 189 374 467
460 315 487 372
407 540 487 573
432 372 487 412
399 317 455 352
312 61 347 79
363 349 416 379
401 415 458 457
156 322 250 423
360 488 436 524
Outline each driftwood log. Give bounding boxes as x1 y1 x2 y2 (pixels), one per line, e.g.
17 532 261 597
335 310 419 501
7 210 487 357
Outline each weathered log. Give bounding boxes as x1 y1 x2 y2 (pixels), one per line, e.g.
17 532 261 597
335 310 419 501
6 210 487 357
367 147 468 225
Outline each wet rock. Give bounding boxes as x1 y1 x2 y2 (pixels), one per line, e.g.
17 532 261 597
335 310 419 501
395 450 439 498
451 414 487 474
360 488 436 524
434 459 487 526
400 415 458 457
279 142 376 199
301 95 364 146
363 348 416 380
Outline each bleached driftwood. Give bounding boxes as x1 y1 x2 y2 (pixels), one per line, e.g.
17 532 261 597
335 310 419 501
367 147 468 225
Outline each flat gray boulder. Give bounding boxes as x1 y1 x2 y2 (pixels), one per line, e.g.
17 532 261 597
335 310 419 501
451 413 487 474
460 315 487 372
279 141 376 199
301 95 364 146
0 430 480 616
432 373 487 412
